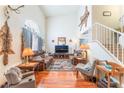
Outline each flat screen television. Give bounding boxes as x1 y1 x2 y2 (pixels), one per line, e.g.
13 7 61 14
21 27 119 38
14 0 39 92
55 45 69 53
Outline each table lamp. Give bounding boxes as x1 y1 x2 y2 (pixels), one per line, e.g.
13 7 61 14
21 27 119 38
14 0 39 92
22 48 34 64
80 44 89 50
80 44 89 59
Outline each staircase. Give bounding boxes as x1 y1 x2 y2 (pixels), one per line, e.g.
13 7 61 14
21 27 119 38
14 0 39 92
92 23 124 64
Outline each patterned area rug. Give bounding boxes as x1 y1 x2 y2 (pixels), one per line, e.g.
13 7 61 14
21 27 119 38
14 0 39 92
47 59 75 71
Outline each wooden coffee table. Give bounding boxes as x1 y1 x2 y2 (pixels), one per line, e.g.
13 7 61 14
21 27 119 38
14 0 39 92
17 62 38 71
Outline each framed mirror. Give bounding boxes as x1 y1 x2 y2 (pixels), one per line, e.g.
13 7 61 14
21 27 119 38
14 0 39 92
58 37 66 45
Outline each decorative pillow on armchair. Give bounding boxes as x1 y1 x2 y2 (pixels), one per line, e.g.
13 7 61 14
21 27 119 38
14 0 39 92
10 67 22 79
96 60 107 66
5 68 22 85
83 62 92 71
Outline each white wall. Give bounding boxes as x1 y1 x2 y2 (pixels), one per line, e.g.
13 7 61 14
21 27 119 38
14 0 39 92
46 5 92 54
0 5 46 86
92 5 121 29
89 42 115 61
46 14 81 54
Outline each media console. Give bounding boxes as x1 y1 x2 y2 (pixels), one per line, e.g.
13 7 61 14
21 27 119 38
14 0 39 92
53 53 70 59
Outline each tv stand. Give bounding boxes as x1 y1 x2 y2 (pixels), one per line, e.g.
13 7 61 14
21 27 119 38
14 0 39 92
53 53 69 59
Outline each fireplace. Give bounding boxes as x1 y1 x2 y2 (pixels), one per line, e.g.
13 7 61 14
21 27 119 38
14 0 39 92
55 45 69 53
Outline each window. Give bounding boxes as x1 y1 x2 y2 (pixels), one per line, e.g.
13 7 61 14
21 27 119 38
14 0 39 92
24 20 40 36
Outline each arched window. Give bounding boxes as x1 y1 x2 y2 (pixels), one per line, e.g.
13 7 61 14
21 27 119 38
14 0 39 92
24 20 40 36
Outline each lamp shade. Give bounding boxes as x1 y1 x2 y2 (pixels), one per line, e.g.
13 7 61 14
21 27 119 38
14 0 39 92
22 48 34 57
80 44 89 50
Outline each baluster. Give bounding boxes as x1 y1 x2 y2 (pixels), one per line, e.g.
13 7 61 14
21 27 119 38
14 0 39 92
92 25 94 40
98 24 100 41
99 25 101 43
111 31 113 53
113 32 115 55
96 24 99 40
99 24 101 42
93 24 94 40
93 24 95 40
117 34 119 59
108 29 110 50
109 30 111 52
96 24 98 40
102 26 104 45
122 46 124 64
101 25 103 44
103 27 104 45
105 28 106 48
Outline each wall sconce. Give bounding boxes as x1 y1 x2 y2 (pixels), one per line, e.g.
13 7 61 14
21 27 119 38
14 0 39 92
69 39 72 42
52 40 55 43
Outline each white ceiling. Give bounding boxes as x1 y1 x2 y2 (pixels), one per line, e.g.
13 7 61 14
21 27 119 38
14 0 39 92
39 5 80 17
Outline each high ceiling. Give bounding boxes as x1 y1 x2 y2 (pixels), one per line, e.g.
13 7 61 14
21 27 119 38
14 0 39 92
39 5 80 17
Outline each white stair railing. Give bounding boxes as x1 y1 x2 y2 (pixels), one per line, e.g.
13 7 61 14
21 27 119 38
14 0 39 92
93 23 124 64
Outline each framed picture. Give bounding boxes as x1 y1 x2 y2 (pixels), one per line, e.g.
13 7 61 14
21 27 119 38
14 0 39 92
79 38 88 45
103 11 111 16
58 37 66 45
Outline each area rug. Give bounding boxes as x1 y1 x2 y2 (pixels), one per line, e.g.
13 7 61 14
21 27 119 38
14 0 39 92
46 59 75 71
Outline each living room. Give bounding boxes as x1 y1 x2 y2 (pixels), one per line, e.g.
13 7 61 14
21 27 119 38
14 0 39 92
0 4 124 90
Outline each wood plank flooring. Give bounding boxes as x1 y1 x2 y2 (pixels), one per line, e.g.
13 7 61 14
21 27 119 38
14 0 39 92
35 71 97 88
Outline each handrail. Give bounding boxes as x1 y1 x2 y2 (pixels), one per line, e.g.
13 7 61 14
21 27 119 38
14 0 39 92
94 23 124 36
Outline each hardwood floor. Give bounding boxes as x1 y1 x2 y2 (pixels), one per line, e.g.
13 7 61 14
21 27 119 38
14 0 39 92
35 71 97 88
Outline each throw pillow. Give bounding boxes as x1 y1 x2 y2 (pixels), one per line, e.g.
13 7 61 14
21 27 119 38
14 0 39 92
98 60 107 66
83 62 92 71
5 69 21 85
10 67 22 79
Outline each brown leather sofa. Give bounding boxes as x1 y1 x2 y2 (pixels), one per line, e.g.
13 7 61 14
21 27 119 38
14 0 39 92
30 55 53 70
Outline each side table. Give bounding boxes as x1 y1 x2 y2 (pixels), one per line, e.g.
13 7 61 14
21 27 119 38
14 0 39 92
73 56 87 65
96 64 124 88
17 62 38 72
